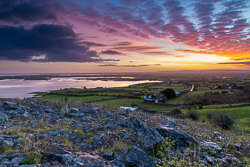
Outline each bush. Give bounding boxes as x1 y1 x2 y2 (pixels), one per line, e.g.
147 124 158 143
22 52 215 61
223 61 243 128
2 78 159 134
131 102 139 107
174 113 188 119
21 139 56 165
213 112 235 130
161 88 176 99
206 112 215 120
169 108 182 115
187 110 200 121
199 105 203 109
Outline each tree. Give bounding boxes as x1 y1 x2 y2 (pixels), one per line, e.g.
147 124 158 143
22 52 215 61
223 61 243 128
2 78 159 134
161 88 176 99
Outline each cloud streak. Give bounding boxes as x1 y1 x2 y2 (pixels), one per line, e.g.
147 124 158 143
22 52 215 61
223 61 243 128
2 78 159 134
99 64 161 67
100 50 122 55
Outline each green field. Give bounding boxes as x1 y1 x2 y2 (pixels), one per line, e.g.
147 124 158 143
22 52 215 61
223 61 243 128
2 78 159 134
32 80 250 132
36 95 115 102
95 98 178 111
179 105 250 131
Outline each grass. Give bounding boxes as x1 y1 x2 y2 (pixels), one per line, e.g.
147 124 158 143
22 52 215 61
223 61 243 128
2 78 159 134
102 141 133 153
179 105 250 131
95 98 177 111
35 95 115 102
0 145 19 154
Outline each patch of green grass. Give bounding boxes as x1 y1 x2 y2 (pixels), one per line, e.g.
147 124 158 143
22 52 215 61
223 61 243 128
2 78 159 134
35 95 115 102
103 141 132 153
96 98 177 111
86 138 94 144
85 132 95 138
181 105 250 131
0 145 19 154
76 131 85 138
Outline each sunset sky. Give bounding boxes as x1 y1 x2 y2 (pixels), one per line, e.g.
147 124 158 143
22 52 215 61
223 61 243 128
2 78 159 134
0 0 250 73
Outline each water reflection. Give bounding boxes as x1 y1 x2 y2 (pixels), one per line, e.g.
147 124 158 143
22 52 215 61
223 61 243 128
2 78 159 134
0 77 160 98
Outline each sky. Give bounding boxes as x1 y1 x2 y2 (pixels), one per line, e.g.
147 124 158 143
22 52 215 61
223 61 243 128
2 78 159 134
0 0 249 73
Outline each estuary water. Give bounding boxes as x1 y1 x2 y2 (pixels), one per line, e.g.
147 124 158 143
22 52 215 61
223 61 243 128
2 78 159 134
0 77 157 98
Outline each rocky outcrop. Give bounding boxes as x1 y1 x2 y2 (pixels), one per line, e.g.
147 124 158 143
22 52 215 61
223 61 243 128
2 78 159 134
0 101 247 167
125 146 162 167
130 116 164 148
156 126 198 146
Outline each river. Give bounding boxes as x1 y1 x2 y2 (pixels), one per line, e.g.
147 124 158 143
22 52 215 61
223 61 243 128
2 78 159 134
0 77 159 98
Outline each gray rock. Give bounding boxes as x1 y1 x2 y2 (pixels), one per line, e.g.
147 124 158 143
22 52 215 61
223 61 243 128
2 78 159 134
19 164 42 167
200 141 222 153
46 129 60 137
2 140 14 147
10 157 21 164
104 123 116 130
80 108 89 113
106 111 113 117
166 117 176 126
70 108 79 113
130 116 148 131
44 108 54 113
16 138 23 143
69 133 77 140
130 116 163 148
111 154 126 167
156 126 197 146
125 146 162 167
22 110 30 117
16 108 25 114
31 122 37 128
62 154 74 165
126 109 129 116
103 151 115 160
48 118 58 125
26 133 35 140
90 107 100 115
235 143 241 151
202 154 213 165
2 101 18 110
0 113 8 123
69 113 84 118
214 131 224 140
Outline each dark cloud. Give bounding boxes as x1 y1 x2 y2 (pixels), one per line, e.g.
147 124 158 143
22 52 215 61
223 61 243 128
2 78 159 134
0 24 118 63
218 62 250 65
114 42 132 46
176 49 214 55
112 46 162 52
81 41 106 47
99 28 117 33
140 51 172 55
99 64 160 67
100 50 122 55
0 0 64 22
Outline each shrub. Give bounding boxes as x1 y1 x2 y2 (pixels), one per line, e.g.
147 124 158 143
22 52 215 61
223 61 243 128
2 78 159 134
199 105 203 109
21 139 56 165
213 112 235 130
169 108 182 115
174 113 187 119
161 88 176 99
206 112 215 120
187 110 200 121
22 145 42 165
143 107 149 112
246 118 250 127
131 102 139 107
